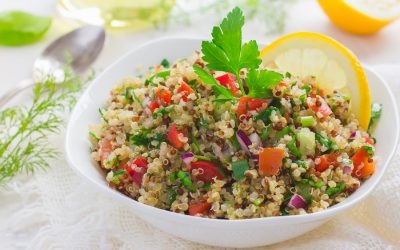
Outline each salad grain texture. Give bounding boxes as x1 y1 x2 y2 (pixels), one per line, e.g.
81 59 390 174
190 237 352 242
89 7 379 219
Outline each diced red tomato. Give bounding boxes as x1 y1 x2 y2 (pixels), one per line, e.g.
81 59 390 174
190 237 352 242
167 124 186 149
315 152 339 172
177 81 195 102
236 96 271 117
155 86 171 105
190 160 224 182
99 139 112 168
351 148 375 179
188 202 211 216
258 148 285 176
125 157 148 186
363 135 375 146
147 100 160 112
310 86 325 98
216 73 239 95
307 96 332 118
279 80 289 88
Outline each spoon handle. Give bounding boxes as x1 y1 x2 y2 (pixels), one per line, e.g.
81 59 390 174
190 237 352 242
0 78 34 109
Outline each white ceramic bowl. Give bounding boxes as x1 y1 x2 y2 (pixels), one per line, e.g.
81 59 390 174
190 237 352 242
65 38 399 248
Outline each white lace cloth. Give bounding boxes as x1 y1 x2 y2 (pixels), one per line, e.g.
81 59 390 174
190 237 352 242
0 65 399 250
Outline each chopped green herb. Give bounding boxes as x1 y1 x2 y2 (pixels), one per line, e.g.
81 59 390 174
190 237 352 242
232 160 249 180
145 71 171 86
114 169 125 176
166 187 177 205
297 185 312 204
368 103 382 132
363 145 374 157
253 106 278 125
326 183 345 197
199 119 209 129
152 106 174 118
301 85 312 96
160 58 170 68
285 72 291 78
89 131 100 142
98 108 108 123
169 172 178 183
203 181 211 190
316 133 337 152
187 79 197 90
296 160 309 169
287 138 301 158
177 170 196 192
246 68 283 99
276 127 293 139
260 124 272 140
193 65 234 100
195 155 218 162
130 133 149 146
230 135 241 150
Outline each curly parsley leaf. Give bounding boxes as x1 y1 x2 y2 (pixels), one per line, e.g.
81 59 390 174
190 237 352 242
193 65 234 100
246 69 283 99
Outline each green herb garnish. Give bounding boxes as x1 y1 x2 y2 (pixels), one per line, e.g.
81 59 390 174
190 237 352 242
177 170 196 192
98 108 108 123
0 67 92 183
160 58 170 68
114 169 126 176
368 103 382 132
196 7 282 97
326 183 345 197
245 68 283 99
363 145 374 157
193 65 234 100
232 160 249 180
316 133 337 152
260 124 272 140
145 70 171 86
166 187 177 205
253 106 279 125
287 138 301 158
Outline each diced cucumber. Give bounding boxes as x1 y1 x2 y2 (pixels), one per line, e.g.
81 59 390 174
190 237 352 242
296 128 315 157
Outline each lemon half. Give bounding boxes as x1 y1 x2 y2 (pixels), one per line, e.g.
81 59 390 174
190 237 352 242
260 32 371 130
318 0 400 35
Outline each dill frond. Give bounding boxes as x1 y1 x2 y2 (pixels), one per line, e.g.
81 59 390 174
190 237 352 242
0 67 94 184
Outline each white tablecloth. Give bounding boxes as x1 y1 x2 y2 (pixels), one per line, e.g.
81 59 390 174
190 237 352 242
1 0 400 249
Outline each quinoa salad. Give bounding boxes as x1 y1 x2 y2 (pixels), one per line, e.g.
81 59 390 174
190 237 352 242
89 8 381 219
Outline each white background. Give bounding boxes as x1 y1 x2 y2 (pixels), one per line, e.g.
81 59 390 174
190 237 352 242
1 0 400 249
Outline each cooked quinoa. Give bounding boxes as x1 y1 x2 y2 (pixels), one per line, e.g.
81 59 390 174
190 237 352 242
89 52 378 219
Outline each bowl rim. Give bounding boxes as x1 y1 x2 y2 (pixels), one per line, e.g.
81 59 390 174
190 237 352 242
65 37 400 225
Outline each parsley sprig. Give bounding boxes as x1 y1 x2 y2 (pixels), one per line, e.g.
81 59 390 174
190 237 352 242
194 7 283 100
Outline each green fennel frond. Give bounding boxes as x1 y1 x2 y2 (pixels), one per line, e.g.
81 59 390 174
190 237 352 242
0 66 94 184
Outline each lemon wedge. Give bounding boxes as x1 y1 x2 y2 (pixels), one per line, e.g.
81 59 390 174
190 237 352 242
318 0 400 35
260 32 371 130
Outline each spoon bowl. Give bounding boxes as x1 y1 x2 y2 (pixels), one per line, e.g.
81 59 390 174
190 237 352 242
0 25 105 108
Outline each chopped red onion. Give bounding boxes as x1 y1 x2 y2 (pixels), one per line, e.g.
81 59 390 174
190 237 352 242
249 133 262 147
343 166 352 174
181 152 195 164
288 194 306 209
350 131 357 138
236 130 252 154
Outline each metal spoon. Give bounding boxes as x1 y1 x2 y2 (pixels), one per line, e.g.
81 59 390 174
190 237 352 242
0 25 106 108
